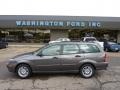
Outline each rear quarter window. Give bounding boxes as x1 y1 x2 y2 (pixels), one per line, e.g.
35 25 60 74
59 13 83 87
79 44 100 53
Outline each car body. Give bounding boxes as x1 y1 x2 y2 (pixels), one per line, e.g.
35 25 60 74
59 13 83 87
81 37 104 49
7 42 108 79
0 40 8 49
49 38 70 44
104 41 120 52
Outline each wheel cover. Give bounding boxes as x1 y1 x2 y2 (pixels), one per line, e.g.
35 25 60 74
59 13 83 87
82 66 93 77
18 66 29 78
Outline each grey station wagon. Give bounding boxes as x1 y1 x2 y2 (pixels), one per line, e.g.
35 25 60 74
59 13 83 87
7 42 108 79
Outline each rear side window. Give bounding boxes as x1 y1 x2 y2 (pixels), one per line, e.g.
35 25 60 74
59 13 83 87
63 44 79 54
79 44 100 53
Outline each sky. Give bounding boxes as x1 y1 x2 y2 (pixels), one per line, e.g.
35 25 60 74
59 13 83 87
0 0 120 17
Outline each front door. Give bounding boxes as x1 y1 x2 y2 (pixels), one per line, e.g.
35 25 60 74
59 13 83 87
34 45 62 72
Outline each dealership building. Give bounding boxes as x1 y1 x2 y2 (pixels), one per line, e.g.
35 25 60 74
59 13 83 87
0 15 120 43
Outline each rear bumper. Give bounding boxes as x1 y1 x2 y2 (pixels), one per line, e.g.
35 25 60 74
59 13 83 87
111 48 119 52
95 62 108 70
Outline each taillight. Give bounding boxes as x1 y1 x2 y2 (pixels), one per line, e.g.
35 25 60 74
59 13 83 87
104 53 109 62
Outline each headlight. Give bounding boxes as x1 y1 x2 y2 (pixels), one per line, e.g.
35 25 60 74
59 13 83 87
9 59 15 61
8 58 17 64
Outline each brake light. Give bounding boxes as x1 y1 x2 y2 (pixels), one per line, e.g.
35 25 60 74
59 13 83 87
104 53 109 62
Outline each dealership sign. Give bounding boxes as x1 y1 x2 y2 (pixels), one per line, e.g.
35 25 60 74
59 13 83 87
16 20 101 28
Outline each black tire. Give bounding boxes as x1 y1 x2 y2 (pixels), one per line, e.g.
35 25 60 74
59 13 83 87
80 64 95 78
16 64 32 79
116 50 119 52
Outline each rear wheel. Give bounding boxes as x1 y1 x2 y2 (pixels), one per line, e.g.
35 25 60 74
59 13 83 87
80 64 95 78
16 64 32 79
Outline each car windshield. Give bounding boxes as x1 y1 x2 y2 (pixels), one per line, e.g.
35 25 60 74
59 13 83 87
108 42 117 45
33 44 48 55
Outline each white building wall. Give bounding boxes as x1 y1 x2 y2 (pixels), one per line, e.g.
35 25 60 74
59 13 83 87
50 29 68 40
117 31 120 43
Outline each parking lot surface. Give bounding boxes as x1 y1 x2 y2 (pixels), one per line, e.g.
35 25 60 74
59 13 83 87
0 46 120 90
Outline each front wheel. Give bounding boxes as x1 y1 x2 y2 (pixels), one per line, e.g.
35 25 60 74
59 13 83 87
16 64 32 79
80 64 95 78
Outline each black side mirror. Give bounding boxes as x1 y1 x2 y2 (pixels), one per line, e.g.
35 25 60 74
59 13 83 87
37 52 43 57
79 49 85 53
38 54 43 57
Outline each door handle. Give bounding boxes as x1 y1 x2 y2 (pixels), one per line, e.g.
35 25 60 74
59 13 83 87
75 55 81 57
52 57 58 59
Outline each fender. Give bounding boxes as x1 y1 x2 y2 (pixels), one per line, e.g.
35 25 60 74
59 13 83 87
78 59 97 67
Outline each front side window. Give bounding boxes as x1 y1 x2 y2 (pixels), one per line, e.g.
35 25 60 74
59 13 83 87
63 44 79 54
42 45 61 56
79 44 100 53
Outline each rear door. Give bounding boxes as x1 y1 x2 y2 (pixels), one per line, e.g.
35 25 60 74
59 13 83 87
60 44 85 72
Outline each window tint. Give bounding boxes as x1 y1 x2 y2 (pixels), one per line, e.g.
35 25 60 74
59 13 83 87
79 44 100 53
63 44 79 54
85 38 96 42
42 45 61 56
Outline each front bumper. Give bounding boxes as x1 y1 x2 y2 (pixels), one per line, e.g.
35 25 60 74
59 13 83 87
6 61 17 72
